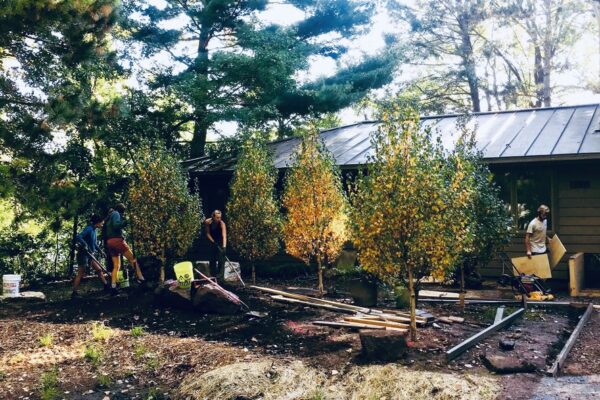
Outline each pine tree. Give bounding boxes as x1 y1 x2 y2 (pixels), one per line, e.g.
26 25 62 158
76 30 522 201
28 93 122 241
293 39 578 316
128 146 202 282
127 0 396 156
282 129 348 294
227 138 281 283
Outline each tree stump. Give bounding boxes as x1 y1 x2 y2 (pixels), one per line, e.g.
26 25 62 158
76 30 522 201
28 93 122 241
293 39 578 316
359 330 408 361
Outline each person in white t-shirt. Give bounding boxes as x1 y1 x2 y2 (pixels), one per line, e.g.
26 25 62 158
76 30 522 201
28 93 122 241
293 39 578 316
525 204 550 259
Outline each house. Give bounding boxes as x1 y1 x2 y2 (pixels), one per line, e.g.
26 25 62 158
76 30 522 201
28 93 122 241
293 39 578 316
184 103 600 285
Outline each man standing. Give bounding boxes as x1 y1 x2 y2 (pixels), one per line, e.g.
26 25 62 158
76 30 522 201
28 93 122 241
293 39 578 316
525 205 550 259
72 214 110 298
105 203 146 294
205 210 227 280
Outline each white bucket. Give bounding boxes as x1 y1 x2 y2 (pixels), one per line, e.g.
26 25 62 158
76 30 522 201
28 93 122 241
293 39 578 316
2 274 21 297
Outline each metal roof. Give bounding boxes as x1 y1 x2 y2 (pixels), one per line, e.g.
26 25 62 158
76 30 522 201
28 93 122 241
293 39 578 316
185 103 600 173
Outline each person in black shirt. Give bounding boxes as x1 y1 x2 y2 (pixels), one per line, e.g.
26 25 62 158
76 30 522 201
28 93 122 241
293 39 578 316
204 210 227 280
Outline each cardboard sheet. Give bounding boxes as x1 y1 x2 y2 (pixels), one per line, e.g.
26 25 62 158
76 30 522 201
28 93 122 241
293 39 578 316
512 254 552 279
548 234 567 269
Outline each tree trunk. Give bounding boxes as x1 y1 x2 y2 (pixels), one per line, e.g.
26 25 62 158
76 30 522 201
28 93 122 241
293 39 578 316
407 265 417 342
252 262 256 284
459 264 465 309
67 213 79 276
160 249 166 283
317 258 324 295
190 31 211 158
533 45 544 107
458 16 480 112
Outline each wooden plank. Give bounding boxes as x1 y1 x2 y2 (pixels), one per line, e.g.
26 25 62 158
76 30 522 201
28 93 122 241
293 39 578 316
548 234 567 269
560 217 600 226
251 285 371 313
312 321 385 330
419 290 460 299
559 208 600 217
448 316 465 323
548 303 594 377
344 317 410 329
569 252 585 297
512 254 552 279
494 307 505 324
446 308 525 362
270 295 355 313
559 198 600 208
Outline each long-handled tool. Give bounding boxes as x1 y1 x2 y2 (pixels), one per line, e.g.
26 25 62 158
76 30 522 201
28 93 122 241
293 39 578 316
194 268 250 310
219 247 245 287
79 245 112 280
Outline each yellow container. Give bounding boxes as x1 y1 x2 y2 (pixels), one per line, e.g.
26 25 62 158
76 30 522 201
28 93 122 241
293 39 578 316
174 261 194 289
117 270 129 288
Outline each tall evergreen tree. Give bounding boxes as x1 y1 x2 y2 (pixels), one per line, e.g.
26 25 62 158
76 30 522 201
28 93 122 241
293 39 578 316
126 0 397 157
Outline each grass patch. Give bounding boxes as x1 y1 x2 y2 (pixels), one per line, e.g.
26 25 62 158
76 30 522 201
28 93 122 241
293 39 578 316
91 322 114 342
134 343 147 359
40 367 60 400
96 373 111 388
84 344 102 367
39 333 54 348
146 356 160 371
8 352 26 365
131 326 145 337
145 387 165 400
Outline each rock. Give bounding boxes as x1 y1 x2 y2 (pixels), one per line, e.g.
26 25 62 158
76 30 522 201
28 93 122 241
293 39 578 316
499 338 516 351
0 291 46 303
480 353 542 374
359 330 408 361
191 284 241 314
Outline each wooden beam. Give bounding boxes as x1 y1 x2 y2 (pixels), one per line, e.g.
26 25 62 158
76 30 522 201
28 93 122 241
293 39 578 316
547 303 594 377
251 285 371 313
344 317 409 329
312 321 385 330
270 295 355 313
419 298 575 307
446 308 525 362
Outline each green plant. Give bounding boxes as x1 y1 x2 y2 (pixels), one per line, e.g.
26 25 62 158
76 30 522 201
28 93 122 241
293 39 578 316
128 146 202 282
130 326 145 337
39 333 54 348
96 373 111 388
134 343 147 359
282 129 349 294
145 387 165 400
146 356 160 371
40 367 60 400
0 370 5 381
91 322 114 342
84 344 102 367
227 138 282 284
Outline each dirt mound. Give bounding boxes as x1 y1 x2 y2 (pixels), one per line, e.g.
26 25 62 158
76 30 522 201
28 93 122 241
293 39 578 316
177 360 501 400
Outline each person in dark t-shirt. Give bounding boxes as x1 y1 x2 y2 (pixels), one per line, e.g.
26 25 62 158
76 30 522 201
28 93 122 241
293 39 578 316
204 210 227 280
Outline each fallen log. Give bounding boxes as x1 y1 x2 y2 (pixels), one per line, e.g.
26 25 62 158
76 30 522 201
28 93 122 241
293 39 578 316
547 303 594 377
446 308 525 362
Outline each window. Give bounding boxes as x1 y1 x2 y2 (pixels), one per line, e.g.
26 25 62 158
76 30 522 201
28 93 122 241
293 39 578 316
492 168 553 231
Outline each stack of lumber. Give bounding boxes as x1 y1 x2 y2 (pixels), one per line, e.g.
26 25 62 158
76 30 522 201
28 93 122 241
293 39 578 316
250 285 434 332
